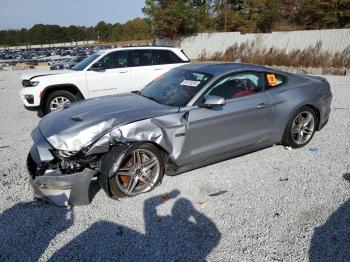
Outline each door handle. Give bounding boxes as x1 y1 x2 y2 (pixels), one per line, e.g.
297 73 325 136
256 103 268 109
154 68 162 71
119 70 128 74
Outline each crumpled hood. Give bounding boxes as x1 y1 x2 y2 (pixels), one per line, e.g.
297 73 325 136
38 93 178 151
21 70 71 81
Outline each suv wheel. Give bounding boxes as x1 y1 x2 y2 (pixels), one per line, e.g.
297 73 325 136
44 90 78 114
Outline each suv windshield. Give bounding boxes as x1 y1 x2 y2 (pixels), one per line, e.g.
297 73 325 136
72 53 101 71
140 68 212 107
71 56 85 63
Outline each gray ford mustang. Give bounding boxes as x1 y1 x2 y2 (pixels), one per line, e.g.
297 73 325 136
27 62 332 206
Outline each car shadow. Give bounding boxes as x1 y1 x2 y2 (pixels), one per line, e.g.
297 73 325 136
309 173 350 261
0 190 221 261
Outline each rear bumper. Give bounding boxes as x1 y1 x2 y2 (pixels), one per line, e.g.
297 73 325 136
318 92 333 130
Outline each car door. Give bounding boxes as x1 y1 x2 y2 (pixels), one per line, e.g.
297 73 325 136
128 49 186 91
85 50 130 97
186 72 273 162
152 49 188 72
128 49 161 91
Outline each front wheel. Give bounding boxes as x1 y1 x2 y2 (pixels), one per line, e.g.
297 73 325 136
109 143 164 198
282 106 317 148
44 90 78 114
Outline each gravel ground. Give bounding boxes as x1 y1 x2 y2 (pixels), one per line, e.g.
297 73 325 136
0 70 349 262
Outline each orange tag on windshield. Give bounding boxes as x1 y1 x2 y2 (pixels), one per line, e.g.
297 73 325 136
267 74 277 86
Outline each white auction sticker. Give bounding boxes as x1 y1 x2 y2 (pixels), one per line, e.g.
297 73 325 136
180 80 201 87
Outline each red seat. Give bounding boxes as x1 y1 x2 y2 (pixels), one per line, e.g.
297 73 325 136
233 90 256 98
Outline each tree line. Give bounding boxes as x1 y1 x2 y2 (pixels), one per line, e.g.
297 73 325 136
0 18 153 46
143 0 350 39
0 0 349 46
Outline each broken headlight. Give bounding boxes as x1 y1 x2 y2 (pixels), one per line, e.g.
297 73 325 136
57 150 79 159
109 128 122 141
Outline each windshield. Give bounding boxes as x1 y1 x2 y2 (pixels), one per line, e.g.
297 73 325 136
140 68 213 107
72 53 101 71
71 56 85 63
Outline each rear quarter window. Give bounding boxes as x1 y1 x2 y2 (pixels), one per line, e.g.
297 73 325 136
153 50 183 65
265 73 287 89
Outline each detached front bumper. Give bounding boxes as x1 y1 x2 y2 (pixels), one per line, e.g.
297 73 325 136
27 128 98 206
28 165 96 206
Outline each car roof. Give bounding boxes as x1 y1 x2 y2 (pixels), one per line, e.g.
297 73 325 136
98 46 181 54
178 62 274 75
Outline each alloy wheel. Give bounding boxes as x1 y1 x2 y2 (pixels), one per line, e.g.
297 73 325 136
115 148 161 196
291 111 315 145
49 96 71 112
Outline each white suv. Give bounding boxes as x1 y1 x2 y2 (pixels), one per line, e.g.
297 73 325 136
19 47 190 116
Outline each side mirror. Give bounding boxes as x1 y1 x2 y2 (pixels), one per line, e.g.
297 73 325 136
90 62 104 71
199 95 226 109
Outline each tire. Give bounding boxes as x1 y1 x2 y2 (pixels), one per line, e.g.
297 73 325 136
282 106 317 148
44 90 78 114
109 143 164 198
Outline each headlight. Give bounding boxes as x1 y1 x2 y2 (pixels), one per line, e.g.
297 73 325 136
109 128 122 141
22 80 39 87
57 150 78 158
30 81 40 87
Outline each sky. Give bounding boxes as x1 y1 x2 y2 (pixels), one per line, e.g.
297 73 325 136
0 0 146 30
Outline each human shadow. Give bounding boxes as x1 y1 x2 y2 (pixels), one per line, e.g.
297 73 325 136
0 201 73 261
49 190 221 261
309 173 350 261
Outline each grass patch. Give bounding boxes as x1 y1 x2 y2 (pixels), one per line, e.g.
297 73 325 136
198 41 350 68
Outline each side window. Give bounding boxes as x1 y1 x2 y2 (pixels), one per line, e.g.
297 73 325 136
153 50 183 65
206 72 264 100
99 51 127 69
129 50 154 67
265 73 286 89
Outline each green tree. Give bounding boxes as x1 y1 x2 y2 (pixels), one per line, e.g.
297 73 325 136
296 0 350 29
111 23 121 41
117 18 153 40
256 0 281 32
95 21 113 41
1 0 350 46
210 0 280 33
143 0 208 39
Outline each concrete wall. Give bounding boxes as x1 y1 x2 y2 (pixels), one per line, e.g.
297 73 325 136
157 29 350 59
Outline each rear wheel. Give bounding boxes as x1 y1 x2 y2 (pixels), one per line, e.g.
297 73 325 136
44 90 79 114
109 143 164 198
282 106 316 148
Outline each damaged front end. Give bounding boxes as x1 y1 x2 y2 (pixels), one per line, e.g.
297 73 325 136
26 97 189 206
27 127 101 206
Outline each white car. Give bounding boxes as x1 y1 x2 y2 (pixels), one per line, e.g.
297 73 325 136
19 47 190 116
